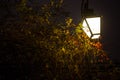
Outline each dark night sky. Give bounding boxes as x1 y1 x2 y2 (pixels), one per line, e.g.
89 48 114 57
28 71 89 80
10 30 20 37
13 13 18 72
64 0 120 63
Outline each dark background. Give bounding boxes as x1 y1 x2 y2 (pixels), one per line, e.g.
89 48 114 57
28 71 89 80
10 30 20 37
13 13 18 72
64 0 120 63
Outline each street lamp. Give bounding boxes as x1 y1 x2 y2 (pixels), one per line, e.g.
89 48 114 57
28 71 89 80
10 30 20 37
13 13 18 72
81 0 101 39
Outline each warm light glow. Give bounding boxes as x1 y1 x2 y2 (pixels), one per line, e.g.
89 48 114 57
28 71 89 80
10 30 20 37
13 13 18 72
86 17 100 34
82 20 91 38
82 17 101 39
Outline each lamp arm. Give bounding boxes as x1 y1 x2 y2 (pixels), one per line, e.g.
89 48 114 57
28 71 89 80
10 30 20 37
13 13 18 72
81 0 89 17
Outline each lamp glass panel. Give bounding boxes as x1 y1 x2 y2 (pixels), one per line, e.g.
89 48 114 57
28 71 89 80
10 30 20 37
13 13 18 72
86 17 100 34
82 20 91 38
91 35 100 39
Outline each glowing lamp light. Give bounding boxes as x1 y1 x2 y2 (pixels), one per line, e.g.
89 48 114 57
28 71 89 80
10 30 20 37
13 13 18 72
82 16 101 39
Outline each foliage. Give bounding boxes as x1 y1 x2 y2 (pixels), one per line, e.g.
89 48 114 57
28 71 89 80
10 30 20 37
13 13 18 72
0 0 120 80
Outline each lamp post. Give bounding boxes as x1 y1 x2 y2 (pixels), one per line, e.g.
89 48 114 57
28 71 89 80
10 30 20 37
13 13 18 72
81 0 101 39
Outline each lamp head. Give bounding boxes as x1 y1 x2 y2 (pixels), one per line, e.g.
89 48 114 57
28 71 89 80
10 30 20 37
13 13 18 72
82 16 101 39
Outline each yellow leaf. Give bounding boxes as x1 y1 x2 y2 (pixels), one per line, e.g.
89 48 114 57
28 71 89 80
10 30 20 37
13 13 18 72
61 47 65 52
